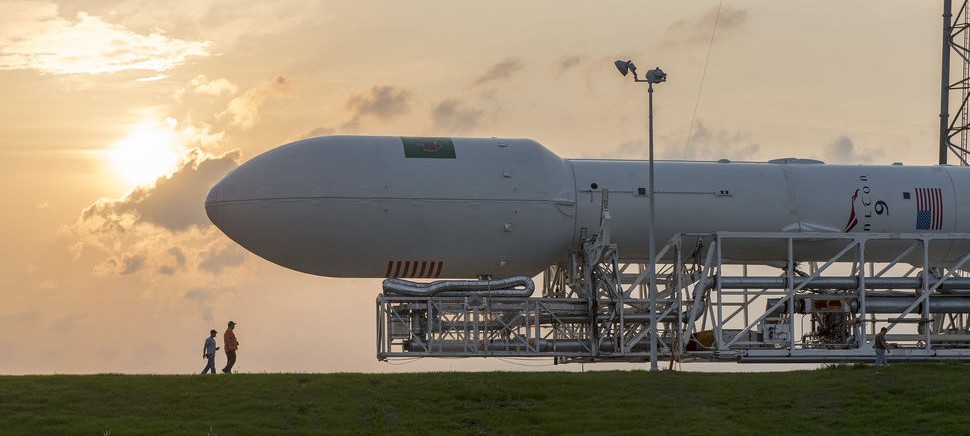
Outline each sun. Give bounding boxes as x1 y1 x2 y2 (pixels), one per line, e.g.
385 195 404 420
109 120 183 189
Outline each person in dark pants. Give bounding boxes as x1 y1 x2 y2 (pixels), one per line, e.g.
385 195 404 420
222 321 239 373
874 327 890 366
201 329 220 374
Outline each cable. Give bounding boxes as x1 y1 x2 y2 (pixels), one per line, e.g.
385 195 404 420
683 1 723 159
382 357 421 365
493 357 559 367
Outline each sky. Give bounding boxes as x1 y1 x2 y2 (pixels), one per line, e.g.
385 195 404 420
0 0 951 374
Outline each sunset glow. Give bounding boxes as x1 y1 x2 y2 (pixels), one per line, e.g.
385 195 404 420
108 121 183 188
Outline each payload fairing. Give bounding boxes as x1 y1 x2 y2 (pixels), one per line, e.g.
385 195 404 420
205 136 970 278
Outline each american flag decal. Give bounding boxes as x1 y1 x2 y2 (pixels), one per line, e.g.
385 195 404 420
915 187 943 231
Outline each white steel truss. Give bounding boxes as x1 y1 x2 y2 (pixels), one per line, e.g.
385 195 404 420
378 231 970 364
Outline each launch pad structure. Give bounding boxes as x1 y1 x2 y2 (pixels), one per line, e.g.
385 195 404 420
377 190 970 365
376 2 970 365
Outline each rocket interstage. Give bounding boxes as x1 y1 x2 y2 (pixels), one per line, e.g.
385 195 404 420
205 135 970 278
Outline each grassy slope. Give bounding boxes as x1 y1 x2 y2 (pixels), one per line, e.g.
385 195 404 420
1 364 969 435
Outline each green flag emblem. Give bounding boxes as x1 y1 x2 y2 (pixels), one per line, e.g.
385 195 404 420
402 137 456 159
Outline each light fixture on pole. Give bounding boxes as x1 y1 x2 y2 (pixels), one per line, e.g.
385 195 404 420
615 59 666 371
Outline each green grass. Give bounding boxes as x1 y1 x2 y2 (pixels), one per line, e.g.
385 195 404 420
1 364 969 434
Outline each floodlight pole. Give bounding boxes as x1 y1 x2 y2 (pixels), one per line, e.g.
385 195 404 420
646 78 659 372
615 61 665 371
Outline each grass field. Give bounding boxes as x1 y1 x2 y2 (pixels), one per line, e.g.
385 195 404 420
1 364 969 434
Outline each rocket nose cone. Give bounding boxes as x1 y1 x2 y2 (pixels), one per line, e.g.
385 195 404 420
204 177 226 229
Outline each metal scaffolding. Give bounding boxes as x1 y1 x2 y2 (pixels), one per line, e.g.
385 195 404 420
941 0 970 165
378 228 970 364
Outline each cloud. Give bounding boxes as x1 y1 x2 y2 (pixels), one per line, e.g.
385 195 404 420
189 75 238 96
52 313 85 333
682 121 760 160
183 287 236 323
121 255 145 275
339 85 414 132
184 288 218 304
220 76 291 129
175 123 226 150
63 145 253 291
431 99 485 134
299 126 336 139
0 311 41 325
201 308 214 323
158 247 185 276
95 0 333 49
0 2 210 74
592 122 759 161
586 129 763 161
339 118 361 133
137 74 169 82
556 54 584 72
93 254 145 276
345 85 413 121
580 139 646 160
662 6 747 47
199 243 246 275
82 149 240 233
822 136 880 164
471 57 525 87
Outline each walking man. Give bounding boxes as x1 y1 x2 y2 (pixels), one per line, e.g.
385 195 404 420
874 327 890 366
202 329 220 374
222 320 239 373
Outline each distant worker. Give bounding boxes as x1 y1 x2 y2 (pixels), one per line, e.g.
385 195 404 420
222 321 239 374
202 329 220 374
874 327 890 367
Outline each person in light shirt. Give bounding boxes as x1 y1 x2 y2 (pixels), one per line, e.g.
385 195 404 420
201 329 220 374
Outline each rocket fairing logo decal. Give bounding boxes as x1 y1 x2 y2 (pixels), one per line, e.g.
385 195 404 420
843 175 889 233
842 189 860 232
401 137 456 159
915 187 943 230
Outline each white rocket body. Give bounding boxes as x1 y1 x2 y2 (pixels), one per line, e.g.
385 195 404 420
205 136 970 278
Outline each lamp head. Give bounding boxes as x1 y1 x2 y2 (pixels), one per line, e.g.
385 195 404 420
614 60 636 77
646 67 667 84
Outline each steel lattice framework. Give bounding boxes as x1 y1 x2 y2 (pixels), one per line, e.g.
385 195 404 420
941 0 970 165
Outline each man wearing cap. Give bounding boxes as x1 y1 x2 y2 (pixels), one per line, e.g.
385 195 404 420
222 321 239 373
